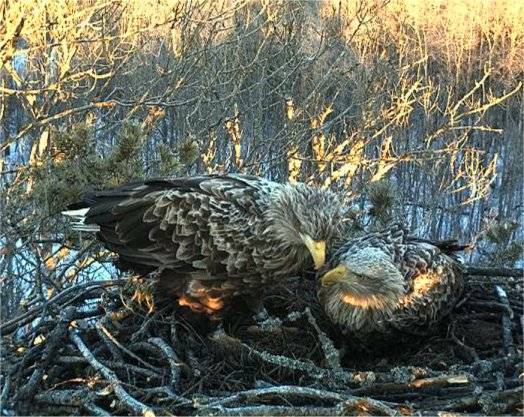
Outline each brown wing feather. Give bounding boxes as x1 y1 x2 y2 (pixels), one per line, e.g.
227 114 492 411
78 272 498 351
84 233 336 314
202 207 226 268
391 237 463 333
318 225 464 337
79 175 269 279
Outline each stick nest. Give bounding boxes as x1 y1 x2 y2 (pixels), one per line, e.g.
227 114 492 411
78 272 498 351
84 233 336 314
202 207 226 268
1 273 522 416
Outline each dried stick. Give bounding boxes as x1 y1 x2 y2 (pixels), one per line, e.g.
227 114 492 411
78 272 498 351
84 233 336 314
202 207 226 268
0 279 125 335
409 375 470 388
34 388 94 406
200 385 350 407
420 386 523 414
448 321 480 363
148 337 183 390
69 329 155 417
129 306 170 342
96 322 162 374
209 328 352 385
96 320 124 361
83 401 111 416
336 397 402 416
0 372 11 410
12 306 78 405
200 385 401 414
54 355 163 381
464 266 523 277
35 388 111 416
184 334 203 378
248 307 341 369
495 285 516 356
200 392 401 417
199 405 341 416
303 307 342 370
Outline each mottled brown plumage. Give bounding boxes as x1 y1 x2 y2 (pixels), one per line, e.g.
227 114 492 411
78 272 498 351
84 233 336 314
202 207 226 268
317 224 464 336
66 174 345 314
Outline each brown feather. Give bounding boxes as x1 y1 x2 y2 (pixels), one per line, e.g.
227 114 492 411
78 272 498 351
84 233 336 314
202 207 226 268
318 224 464 336
71 174 346 314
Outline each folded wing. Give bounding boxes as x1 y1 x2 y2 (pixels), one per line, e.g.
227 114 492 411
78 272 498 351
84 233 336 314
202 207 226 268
67 175 268 276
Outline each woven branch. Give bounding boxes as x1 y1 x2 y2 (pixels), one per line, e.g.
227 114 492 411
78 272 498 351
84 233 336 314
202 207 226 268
1 274 522 416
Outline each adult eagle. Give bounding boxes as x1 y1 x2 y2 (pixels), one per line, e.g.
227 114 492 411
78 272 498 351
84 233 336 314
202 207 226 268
317 224 464 336
65 174 345 314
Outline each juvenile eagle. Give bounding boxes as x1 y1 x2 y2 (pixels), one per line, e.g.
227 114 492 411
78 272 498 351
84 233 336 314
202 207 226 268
65 174 345 314
317 224 464 336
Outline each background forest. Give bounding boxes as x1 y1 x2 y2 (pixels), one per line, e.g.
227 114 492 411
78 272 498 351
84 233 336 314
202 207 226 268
1 0 523 325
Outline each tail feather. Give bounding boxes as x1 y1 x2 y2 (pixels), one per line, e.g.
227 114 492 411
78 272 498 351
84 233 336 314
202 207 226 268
61 208 100 232
61 207 90 219
62 180 181 273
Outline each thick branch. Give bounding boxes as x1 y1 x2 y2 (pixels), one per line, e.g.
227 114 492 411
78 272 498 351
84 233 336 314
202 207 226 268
69 329 155 417
148 337 183 390
495 285 516 356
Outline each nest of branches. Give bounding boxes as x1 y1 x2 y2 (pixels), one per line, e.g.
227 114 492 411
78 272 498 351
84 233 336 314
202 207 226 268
1 271 522 416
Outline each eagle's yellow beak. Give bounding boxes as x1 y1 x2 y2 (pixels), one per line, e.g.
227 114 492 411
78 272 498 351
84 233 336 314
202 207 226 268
320 264 348 287
301 235 326 270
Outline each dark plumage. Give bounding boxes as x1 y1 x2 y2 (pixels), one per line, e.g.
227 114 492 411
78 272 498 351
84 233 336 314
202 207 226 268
64 174 345 314
317 224 464 336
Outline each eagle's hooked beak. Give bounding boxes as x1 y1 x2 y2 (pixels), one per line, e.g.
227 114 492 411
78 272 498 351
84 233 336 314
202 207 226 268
301 234 326 270
320 264 348 287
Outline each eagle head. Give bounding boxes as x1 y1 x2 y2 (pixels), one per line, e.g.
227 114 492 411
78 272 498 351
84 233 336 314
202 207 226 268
266 183 343 270
317 246 405 331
